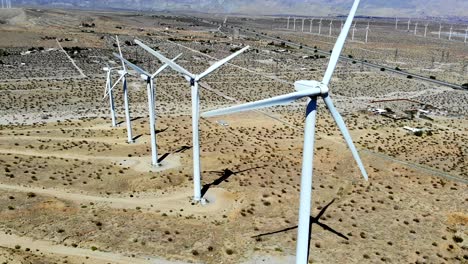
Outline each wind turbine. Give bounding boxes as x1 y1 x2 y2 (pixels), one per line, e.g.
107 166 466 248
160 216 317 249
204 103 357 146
309 18 314 33
102 66 118 128
395 17 399 30
351 21 357 41
293 17 297 31
407 18 411 31
135 39 249 202
424 23 429 38
318 18 323 35
301 18 305 32
202 0 368 263
113 53 182 167
448 25 453 40
111 36 135 144
329 19 333 36
365 22 370 43
414 22 418 35
287 16 290 29
464 26 468 45
438 23 442 39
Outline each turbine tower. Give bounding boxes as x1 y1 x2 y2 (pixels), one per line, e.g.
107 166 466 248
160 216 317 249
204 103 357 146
113 53 182 167
329 19 333 36
318 18 323 35
424 23 429 38
448 25 453 40
438 23 442 39
287 16 290 29
407 18 411 31
135 40 249 202
202 2 368 263
414 22 418 35
293 17 297 31
395 17 399 30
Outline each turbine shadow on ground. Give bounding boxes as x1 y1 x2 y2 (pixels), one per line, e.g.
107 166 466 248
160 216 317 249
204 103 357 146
132 134 143 141
251 199 349 241
157 152 171 163
116 116 144 126
174 145 192 153
201 166 266 197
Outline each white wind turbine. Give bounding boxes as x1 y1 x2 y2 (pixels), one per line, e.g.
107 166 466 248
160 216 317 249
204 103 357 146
351 21 357 40
102 65 119 127
448 25 453 40
113 52 182 167
135 39 249 202
407 18 411 31
293 17 297 31
414 22 418 35
365 22 370 43
301 18 305 32
318 18 323 35
329 19 333 36
111 36 135 144
202 0 368 263
395 17 399 30
424 23 429 38
439 23 443 39
464 26 468 45
287 16 290 29
309 18 314 33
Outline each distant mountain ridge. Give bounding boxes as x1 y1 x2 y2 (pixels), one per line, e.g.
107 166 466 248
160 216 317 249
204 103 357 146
12 0 468 18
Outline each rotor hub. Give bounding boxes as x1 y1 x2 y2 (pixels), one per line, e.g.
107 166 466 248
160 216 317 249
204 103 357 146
294 80 329 94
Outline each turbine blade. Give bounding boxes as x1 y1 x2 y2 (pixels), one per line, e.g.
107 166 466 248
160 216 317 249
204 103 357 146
322 0 360 86
152 53 183 78
104 74 124 100
202 89 320 118
116 36 127 72
134 39 195 79
322 95 368 181
113 53 150 77
197 46 249 80
103 76 109 98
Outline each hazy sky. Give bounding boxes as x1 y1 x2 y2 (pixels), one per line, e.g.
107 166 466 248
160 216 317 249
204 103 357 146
16 0 468 17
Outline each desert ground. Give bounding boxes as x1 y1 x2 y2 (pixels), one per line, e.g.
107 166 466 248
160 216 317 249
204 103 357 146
0 7 467 264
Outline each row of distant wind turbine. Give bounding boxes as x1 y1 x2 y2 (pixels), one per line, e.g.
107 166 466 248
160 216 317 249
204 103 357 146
396 18 468 43
1 0 12 8
103 36 249 202
286 17 371 43
206 1 368 263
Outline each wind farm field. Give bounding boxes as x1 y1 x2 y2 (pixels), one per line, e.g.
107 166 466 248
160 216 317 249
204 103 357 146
0 7 467 264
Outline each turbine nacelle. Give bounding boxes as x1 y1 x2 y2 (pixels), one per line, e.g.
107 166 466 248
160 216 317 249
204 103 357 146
294 80 328 95
103 67 110 71
117 70 126 75
140 74 149 81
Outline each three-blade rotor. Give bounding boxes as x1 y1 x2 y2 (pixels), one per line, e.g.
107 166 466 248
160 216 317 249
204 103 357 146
202 0 367 181
135 39 249 82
